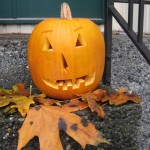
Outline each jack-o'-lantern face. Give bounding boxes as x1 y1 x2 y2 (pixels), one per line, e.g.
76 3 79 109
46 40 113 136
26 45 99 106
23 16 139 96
28 6 105 100
42 23 98 90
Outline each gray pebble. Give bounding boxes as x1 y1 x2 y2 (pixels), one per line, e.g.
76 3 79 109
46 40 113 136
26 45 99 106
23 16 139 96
65 144 72 150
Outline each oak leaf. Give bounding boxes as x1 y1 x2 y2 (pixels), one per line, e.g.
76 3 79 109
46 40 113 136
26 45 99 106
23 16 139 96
17 105 109 150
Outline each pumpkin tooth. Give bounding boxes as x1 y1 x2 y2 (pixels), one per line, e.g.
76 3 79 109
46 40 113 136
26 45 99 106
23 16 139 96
77 78 85 83
85 72 96 86
43 72 95 91
58 81 64 87
67 80 72 87
72 82 79 89
63 81 68 90
43 80 58 89
76 78 85 88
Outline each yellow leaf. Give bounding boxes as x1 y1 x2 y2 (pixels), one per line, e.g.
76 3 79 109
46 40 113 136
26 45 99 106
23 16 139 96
12 85 18 93
0 88 13 96
0 97 11 107
10 96 35 117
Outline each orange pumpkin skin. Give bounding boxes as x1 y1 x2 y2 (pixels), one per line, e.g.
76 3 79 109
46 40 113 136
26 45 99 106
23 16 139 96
28 18 105 99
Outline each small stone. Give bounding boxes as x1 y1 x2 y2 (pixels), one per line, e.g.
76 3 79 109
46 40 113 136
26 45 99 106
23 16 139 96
18 118 25 122
9 117 14 121
6 128 12 133
66 137 70 141
0 46 4 51
6 133 9 136
65 144 71 150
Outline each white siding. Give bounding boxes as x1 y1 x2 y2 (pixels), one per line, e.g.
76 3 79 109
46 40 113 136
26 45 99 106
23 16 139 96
0 24 35 34
0 3 150 34
113 3 150 33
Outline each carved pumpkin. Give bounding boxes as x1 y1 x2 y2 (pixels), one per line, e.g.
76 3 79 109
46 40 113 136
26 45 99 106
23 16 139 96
28 3 105 99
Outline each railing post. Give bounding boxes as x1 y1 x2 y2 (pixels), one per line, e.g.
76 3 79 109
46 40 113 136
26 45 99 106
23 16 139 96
137 0 144 43
128 0 134 30
103 0 114 85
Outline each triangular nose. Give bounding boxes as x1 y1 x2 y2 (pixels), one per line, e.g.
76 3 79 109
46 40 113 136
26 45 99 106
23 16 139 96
61 53 68 70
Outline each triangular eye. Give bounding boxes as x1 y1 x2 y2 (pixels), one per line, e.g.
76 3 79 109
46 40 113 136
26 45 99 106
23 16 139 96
76 34 83 47
43 36 53 51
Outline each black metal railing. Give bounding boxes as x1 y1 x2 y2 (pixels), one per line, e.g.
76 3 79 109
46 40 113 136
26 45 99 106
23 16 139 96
103 0 150 85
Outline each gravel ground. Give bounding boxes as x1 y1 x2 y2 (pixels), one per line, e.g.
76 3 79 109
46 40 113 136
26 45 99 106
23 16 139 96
0 33 149 150
0 104 141 150
111 34 150 150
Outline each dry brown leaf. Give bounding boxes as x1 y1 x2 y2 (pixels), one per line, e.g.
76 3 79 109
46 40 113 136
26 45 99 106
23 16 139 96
33 97 59 106
16 83 30 96
118 86 125 94
17 105 109 150
101 87 142 106
80 93 105 118
0 83 30 96
61 99 89 112
93 89 107 101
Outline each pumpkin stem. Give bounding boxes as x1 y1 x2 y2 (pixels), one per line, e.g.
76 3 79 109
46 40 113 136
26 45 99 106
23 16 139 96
60 2 72 20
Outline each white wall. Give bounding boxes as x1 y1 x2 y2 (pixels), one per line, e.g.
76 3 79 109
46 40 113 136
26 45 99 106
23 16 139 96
0 3 150 34
0 24 35 34
113 3 150 33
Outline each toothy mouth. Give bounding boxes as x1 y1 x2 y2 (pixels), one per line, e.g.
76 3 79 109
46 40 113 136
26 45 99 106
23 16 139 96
43 72 96 90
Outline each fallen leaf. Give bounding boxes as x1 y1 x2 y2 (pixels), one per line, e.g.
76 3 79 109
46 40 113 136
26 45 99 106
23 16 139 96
0 97 11 107
11 96 35 117
61 99 89 112
81 93 105 118
0 83 30 96
17 105 109 150
101 87 142 106
93 89 107 101
118 86 125 94
33 97 59 106
4 106 17 114
16 83 30 96
0 88 13 96
0 96 35 117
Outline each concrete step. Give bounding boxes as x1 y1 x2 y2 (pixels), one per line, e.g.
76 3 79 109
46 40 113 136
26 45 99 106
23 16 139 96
0 34 143 150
